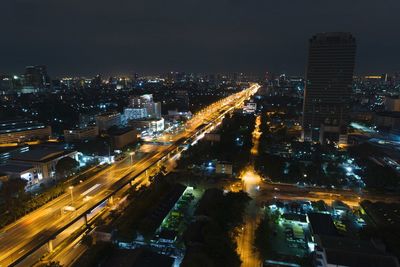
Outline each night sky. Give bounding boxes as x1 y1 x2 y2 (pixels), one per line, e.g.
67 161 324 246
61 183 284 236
1 0 399 76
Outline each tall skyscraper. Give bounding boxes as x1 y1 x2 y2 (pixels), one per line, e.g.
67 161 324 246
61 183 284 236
302 32 356 144
24 65 50 90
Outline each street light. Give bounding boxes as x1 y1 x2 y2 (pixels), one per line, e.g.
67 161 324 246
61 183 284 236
69 186 74 203
129 152 135 164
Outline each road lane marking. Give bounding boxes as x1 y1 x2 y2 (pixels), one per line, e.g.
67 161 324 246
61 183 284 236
81 184 101 196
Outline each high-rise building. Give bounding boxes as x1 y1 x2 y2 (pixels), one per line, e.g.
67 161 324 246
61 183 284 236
24 65 50 90
302 32 356 144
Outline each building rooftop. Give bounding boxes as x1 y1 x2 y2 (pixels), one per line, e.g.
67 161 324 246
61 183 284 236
325 250 399 267
0 163 35 174
96 112 120 118
10 148 73 163
0 120 47 134
319 235 399 267
108 127 136 136
308 212 338 237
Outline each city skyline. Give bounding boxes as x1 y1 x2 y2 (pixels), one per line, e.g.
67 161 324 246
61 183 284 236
2 1 400 267
1 0 400 76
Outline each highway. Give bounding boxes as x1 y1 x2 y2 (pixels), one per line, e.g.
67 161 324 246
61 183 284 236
0 83 260 267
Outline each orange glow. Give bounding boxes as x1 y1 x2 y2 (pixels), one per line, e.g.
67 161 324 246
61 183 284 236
250 115 261 156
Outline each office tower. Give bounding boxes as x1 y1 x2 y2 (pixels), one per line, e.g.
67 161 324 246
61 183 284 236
302 32 356 144
24 65 50 90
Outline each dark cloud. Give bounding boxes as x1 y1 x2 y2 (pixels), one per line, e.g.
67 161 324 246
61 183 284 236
1 0 399 76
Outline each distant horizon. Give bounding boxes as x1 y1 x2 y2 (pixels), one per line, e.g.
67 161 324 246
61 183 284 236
1 67 399 79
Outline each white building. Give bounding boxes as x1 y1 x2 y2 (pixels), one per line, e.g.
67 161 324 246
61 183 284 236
124 107 148 120
128 94 161 119
0 148 78 190
243 102 257 114
129 118 165 133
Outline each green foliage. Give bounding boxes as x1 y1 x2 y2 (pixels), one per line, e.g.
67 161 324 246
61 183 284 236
1 178 27 199
254 217 270 259
56 157 79 177
178 113 255 173
182 189 251 267
114 180 173 241
0 183 65 228
72 242 112 267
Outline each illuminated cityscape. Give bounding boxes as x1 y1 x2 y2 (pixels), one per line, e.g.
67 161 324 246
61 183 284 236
1 1 400 267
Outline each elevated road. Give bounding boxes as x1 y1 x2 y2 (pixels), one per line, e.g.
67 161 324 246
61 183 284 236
0 84 260 267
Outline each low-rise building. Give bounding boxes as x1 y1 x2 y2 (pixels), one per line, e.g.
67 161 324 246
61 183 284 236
96 112 121 131
64 126 99 142
243 101 257 114
313 235 399 267
129 118 165 133
0 145 29 164
216 162 233 175
109 128 138 149
8 147 78 180
0 120 52 145
0 163 39 190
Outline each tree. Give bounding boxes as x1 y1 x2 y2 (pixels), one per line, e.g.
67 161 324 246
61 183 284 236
55 157 79 178
1 178 27 199
254 218 270 259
